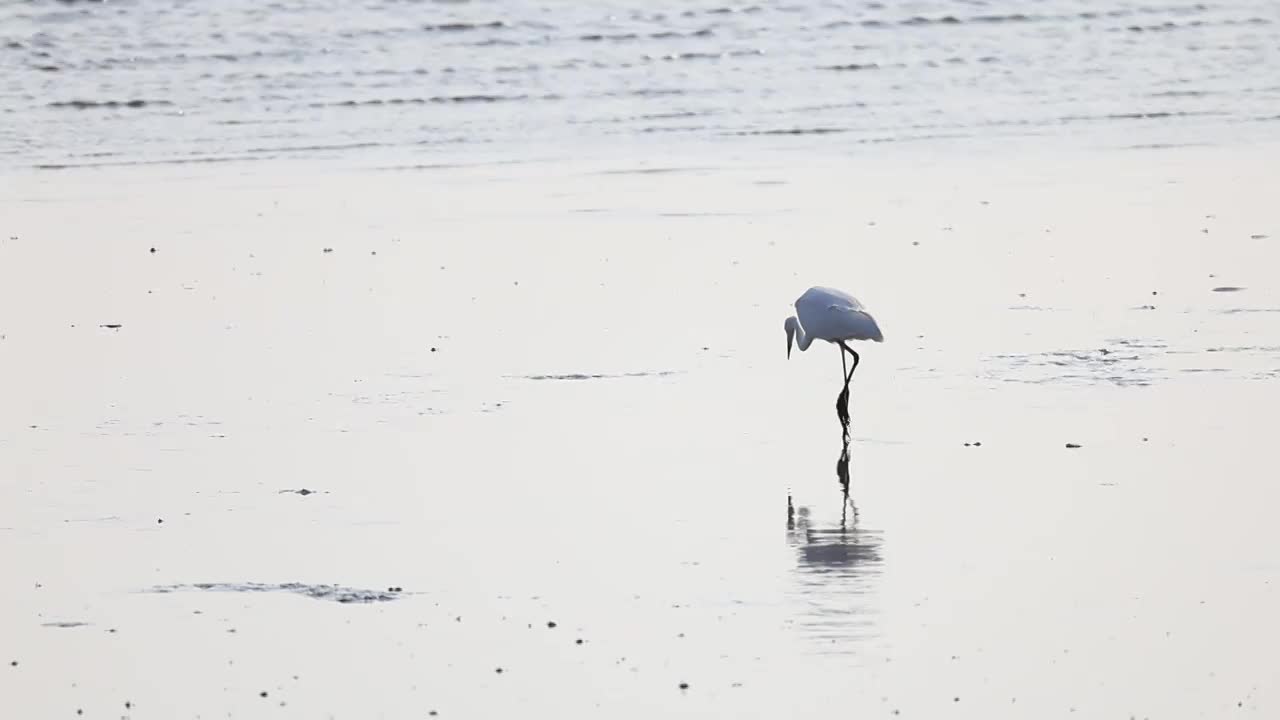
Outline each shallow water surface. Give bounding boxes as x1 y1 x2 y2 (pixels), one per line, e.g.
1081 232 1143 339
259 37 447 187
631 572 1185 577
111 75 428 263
3 144 1280 716
2 0 1279 170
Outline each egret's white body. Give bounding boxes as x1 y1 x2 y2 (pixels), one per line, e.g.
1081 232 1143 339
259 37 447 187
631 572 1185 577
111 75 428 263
784 286 884 358
783 285 883 441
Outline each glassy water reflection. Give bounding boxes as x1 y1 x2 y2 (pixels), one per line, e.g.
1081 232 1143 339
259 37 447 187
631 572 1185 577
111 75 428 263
786 440 884 655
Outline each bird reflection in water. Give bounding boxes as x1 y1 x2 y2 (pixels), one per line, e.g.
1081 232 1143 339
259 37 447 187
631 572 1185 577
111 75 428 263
785 437 884 653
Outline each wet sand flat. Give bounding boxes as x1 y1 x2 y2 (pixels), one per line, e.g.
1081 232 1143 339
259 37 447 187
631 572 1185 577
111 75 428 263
3 142 1280 717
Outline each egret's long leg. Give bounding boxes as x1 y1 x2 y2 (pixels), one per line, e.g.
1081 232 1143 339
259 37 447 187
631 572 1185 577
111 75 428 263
839 342 861 384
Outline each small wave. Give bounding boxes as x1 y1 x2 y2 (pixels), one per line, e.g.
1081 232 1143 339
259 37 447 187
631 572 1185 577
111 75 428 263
644 49 763 62
737 127 848 136
423 20 507 32
580 32 640 42
823 63 879 71
47 99 171 110
901 15 962 26
319 93 546 107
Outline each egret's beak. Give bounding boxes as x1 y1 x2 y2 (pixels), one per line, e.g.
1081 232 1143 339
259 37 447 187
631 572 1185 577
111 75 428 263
786 329 794 359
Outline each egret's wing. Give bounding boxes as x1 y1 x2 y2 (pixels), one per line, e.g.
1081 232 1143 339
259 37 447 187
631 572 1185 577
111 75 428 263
795 286 883 342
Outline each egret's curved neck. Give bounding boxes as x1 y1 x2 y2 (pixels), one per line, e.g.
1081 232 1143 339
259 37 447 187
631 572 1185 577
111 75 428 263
791 317 815 351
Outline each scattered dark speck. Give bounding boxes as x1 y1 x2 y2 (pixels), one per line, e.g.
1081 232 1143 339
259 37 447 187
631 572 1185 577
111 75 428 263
9 660 16 667
100 324 122 329
1251 234 1268 239
547 621 557 628
429 712 438 717
1212 286 1246 292
1065 443 1082 449
430 347 437 352
149 247 156 253
124 701 132 709
259 691 268 698
157 518 163 524
495 667 504 674
322 248 333 253
575 638 584 645
954 697 960 702
679 682 689 690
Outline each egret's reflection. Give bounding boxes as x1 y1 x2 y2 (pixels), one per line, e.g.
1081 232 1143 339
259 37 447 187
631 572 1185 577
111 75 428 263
785 438 884 653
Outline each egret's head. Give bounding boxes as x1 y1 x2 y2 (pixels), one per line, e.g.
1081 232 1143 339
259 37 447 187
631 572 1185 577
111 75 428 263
784 316 798 359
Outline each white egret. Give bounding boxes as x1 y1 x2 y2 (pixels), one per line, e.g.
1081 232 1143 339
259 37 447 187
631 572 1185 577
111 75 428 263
783 286 884 435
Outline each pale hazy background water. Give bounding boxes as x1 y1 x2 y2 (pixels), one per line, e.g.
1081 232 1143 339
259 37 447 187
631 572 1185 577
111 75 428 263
3 0 1280 170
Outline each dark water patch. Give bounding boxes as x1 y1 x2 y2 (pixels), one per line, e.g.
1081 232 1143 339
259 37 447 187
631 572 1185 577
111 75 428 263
823 63 879 71
989 344 1165 387
521 371 678 381
149 582 403 604
48 99 172 110
1212 286 1246 292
